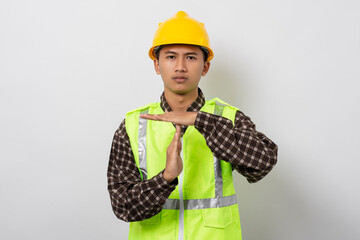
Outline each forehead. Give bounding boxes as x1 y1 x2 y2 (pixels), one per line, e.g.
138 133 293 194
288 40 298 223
160 44 202 54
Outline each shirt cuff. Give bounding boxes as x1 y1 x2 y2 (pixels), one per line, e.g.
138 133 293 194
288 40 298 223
159 170 178 186
149 171 178 205
195 111 231 133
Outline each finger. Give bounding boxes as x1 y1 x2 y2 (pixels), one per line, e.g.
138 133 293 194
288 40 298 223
176 126 182 150
139 114 155 119
169 124 180 147
171 125 181 148
140 114 164 121
178 139 182 153
139 114 150 119
174 125 181 142
175 124 181 138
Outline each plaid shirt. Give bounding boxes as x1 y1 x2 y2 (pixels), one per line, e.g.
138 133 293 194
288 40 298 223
108 89 278 222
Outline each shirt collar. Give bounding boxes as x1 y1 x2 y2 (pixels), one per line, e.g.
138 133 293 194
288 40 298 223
160 88 205 112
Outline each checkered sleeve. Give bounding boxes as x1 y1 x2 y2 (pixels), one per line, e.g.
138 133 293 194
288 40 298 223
194 110 278 183
107 119 177 222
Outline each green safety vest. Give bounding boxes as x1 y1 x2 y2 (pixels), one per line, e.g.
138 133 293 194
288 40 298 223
125 98 242 240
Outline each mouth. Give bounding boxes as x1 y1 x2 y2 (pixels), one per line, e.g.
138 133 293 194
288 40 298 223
172 76 188 83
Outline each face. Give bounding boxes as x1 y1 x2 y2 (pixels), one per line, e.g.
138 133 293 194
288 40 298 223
154 44 210 96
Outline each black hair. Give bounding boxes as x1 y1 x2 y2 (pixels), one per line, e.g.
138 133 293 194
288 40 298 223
154 45 208 62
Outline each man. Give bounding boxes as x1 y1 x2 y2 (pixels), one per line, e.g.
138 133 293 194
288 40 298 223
108 11 278 240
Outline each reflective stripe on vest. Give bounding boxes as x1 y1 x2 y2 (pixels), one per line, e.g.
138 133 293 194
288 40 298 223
214 101 226 198
163 194 237 210
137 101 237 210
138 109 148 180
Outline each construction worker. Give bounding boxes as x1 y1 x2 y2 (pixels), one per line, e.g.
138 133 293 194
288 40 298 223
108 11 278 240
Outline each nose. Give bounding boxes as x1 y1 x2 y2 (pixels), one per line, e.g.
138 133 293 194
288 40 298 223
175 57 187 72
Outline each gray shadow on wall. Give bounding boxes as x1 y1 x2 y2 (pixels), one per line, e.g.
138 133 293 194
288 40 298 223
200 60 250 108
233 170 356 240
202 62 357 239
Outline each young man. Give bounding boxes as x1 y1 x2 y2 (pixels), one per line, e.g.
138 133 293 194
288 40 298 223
108 11 278 240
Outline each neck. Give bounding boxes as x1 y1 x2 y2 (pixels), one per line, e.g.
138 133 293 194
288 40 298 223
164 88 198 112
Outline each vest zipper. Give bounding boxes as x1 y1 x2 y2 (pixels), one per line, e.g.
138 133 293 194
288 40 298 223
178 136 184 240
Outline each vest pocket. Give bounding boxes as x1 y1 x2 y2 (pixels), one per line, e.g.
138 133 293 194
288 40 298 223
202 207 233 229
139 212 161 226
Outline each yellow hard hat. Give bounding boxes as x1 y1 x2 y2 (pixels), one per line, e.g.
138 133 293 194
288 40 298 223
149 11 214 61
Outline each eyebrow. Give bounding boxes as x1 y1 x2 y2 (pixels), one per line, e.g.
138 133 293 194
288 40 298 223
164 51 198 55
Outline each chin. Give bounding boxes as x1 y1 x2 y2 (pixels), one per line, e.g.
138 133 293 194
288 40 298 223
172 90 188 95
165 84 198 96
173 87 196 95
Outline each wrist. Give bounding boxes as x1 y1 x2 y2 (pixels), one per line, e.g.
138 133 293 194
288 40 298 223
163 170 176 183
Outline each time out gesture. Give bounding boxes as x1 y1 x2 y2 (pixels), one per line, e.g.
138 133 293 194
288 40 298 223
140 111 198 126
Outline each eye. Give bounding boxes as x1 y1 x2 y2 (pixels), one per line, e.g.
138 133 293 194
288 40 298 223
187 56 196 60
167 55 175 59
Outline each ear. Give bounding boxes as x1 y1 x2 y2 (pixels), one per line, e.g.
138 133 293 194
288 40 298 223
154 59 161 75
201 61 210 76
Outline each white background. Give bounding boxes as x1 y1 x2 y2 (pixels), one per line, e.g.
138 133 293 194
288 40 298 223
1 0 359 239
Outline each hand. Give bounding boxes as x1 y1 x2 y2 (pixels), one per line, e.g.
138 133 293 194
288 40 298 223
163 125 183 183
140 111 198 126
